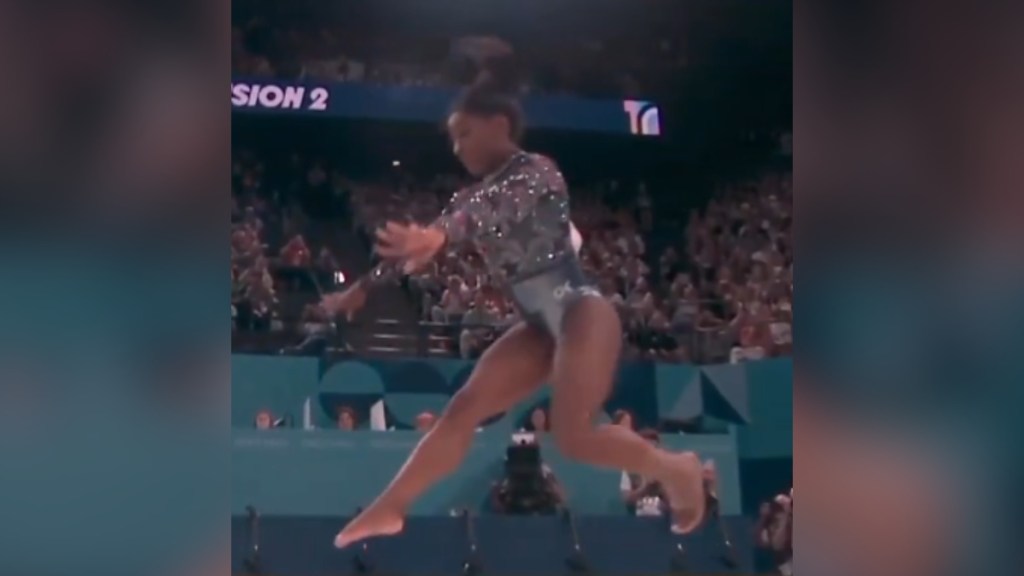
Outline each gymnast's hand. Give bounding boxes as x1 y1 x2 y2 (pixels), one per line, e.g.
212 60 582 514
375 222 446 273
319 283 368 321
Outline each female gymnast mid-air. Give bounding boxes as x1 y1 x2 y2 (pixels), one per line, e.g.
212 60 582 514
321 40 707 548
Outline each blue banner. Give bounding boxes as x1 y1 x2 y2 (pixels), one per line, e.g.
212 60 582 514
231 356 795 517
230 355 793 461
232 429 742 516
231 78 662 136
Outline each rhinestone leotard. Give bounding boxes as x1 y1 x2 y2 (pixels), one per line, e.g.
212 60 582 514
368 151 599 334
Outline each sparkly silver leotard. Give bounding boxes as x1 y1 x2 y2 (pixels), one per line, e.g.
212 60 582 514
369 151 599 335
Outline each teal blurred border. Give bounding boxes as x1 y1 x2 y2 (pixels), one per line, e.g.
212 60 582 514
0 253 229 574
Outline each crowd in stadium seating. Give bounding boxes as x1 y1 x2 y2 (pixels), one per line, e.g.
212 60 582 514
231 147 792 365
347 168 792 364
233 21 685 99
231 152 343 333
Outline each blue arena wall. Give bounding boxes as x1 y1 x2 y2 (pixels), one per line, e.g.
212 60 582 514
233 428 742 515
231 355 793 444
231 355 792 516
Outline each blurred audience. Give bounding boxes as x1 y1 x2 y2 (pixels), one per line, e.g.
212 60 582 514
231 151 347 335
232 20 686 100
232 147 792 366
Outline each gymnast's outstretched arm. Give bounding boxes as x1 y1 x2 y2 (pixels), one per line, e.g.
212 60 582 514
318 189 471 317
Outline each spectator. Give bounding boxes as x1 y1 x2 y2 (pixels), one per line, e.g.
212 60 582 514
640 303 677 359
769 298 793 355
670 283 700 332
459 292 498 359
730 324 767 364
702 459 719 497
316 246 340 272
702 459 721 519
337 406 358 430
527 407 549 433
611 409 635 430
255 409 274 430
414 411 436 433
619 428 668 516
280 234 312 268
625 278 655 326
432 276 469 324
600 277 625 309
233 234 278 332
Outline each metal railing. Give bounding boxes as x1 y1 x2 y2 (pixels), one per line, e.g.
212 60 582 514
232 263 791 362
232 316 790 365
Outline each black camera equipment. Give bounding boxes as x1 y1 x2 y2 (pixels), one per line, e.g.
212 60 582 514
669 542 688 575
563 509 590 573
461 508 482 576
351 507 375 574
242 505 262 574
502 443 556 515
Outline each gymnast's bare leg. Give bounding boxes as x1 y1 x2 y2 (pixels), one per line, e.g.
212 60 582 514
548 296 706 533
334 322 554 548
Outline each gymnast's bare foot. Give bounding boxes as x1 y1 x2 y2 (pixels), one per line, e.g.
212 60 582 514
333 502 406 549
659 451 707 534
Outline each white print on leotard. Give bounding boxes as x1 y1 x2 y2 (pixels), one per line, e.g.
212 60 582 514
553 281 573 301
548 222 592 302
553 281 601 302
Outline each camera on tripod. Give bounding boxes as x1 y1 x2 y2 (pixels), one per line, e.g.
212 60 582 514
493 435 561 515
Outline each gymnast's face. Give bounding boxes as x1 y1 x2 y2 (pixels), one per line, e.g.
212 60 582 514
447 110 512 177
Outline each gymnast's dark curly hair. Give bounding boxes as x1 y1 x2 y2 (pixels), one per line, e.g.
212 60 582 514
450 37 524 141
